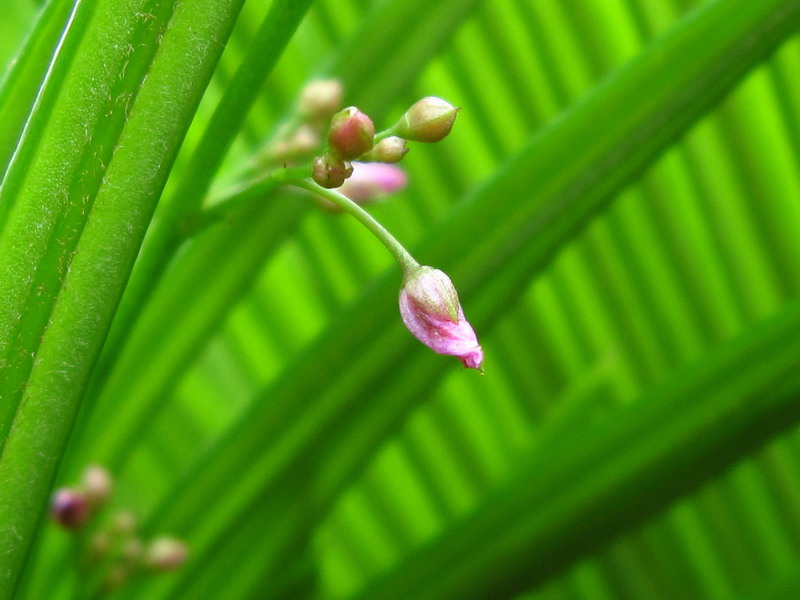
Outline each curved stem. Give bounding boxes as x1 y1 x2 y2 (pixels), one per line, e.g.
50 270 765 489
291 178 419 273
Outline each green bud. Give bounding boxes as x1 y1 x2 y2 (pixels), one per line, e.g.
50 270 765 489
394 97 459 143
361 136 409 163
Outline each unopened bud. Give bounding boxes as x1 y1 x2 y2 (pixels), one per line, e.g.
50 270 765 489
123 537 145 562
312 154 353 188
101 566 130 593
394 97 459 143
52 488 89 529
82 464 112 507
338 162 407 204
88 531 112 563
113 510 137 535
399 266 483 370
289 124 320 155
361 136 409 163
328 107 375 160
298 79 343 120
144 537 188 572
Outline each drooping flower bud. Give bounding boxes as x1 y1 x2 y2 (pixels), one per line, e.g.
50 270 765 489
361 136 409 163
82 464 113 507
338 162 407 204
328 107 375 160
394 97 460 143
298 79 343 121
144 537 188 572
312 154 353 188
51 488 90 529
399 266 483 370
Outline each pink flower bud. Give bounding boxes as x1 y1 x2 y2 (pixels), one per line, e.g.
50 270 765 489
399 266 483 370
328 106 375 160
361 136 409 163
394 97 460 143
82 464 113 507
312 154 353 188
298 79 343 120
144 537 188 572
338 162 407 204
51 488 90 529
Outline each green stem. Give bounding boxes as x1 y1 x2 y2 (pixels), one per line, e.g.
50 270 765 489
292 178 419 273
373 124 399 144
181 165 310 235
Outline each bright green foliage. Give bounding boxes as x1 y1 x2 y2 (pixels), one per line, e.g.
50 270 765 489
1 0 800 599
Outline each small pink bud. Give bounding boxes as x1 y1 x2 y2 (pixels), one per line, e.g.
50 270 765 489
395 97 460 143
399 266 483 370
298 79 343 120
51 488 90 529
328 106 375 160
144 537 188 572
338 162 407 204
312 154 353 188
82 464 113 507
361 136 409 163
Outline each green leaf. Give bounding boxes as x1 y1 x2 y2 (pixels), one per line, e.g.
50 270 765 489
0 0 245 592
354 299 800 599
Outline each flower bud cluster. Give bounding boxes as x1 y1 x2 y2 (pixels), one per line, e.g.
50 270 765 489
50 464 188 594
310 96 457 205
263 83 459 208
51 464 113 529
269 89 478 369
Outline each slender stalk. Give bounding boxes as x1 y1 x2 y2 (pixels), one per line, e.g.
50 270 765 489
373 125 398 145
181 165 310 235
290 178 419 273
